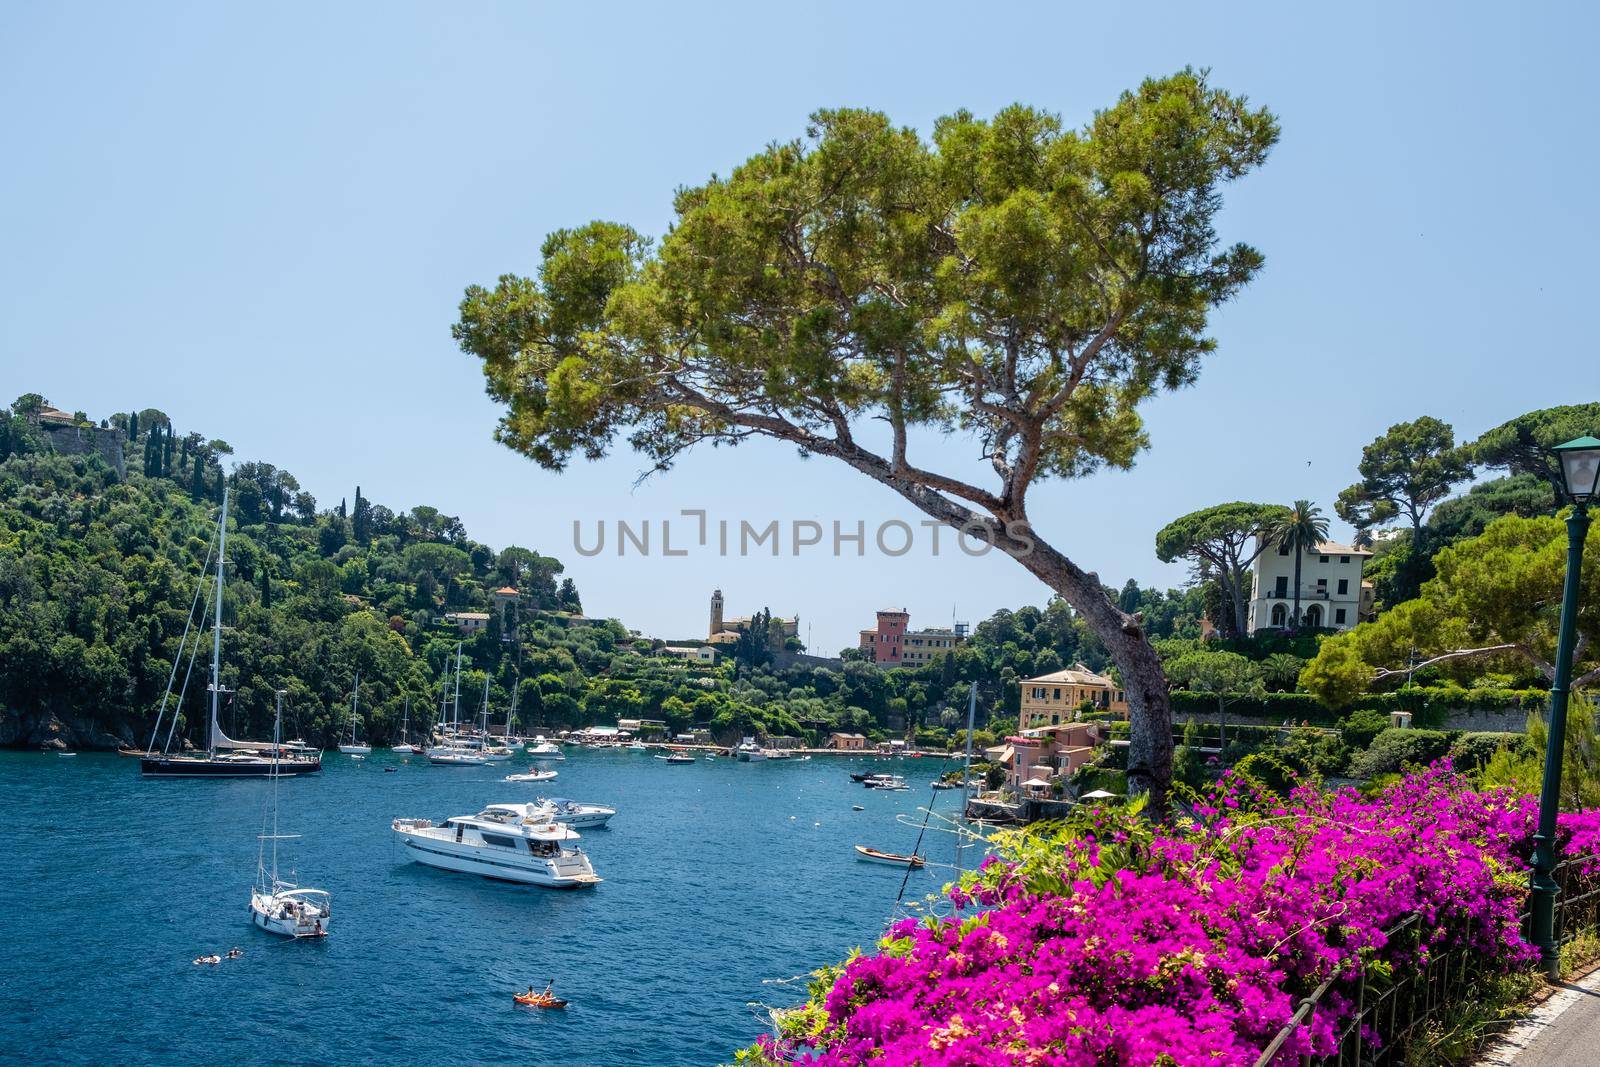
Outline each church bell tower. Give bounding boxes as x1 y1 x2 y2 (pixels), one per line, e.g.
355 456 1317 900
709 588 724 639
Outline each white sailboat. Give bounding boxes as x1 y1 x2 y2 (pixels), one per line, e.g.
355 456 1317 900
391 696 417 752
141 488 321 778
338 672 371 754
426 643 485 765
477 675 513 761
250 691 332 937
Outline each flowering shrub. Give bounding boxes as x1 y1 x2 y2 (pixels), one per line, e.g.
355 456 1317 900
746 765 1600 1066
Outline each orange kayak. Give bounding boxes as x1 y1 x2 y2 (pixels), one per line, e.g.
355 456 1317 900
514 993 567 1009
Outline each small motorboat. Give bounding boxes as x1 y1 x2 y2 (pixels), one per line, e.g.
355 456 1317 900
930 780 958 790
384 767 398 773
849 771 870 782
505 768 559 783
349 754 365 761
57 752 78 758
851 805 865 812
514 991 568 1009
854 845 925 868
656 753 695 764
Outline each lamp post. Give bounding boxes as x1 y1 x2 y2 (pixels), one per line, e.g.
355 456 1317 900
1529 435 1600 979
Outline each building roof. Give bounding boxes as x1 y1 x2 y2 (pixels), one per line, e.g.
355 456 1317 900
493 586 519 596
830 732 866 740
36 407 79 424
1020 724 1100 739
1022 665 1117 687
445 611 491 620
1313 541 1373 557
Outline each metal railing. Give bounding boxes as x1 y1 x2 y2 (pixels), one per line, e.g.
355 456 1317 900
1253 852 1600 1066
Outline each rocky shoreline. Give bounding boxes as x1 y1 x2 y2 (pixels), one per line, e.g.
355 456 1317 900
0 707 142 751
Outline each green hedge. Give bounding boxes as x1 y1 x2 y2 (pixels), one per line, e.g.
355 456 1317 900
1169 687 1546 723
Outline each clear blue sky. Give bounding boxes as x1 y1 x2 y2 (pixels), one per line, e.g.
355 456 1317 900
3 2 1595 654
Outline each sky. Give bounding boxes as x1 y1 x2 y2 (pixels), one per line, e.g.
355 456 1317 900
2 2 1596 654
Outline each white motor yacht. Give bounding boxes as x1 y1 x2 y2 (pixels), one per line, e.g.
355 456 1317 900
530 797 616 830
526 739 565 760
734 737 767 762
763 748 792 760
392 805 601 888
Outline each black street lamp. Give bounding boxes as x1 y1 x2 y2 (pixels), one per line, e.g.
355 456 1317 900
1529 435 1600 979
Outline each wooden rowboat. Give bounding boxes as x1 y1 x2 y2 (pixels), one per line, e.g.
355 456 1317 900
854 845 925 868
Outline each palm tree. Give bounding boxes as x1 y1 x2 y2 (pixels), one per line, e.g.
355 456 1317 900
1265 500 1330 631
1260 653 1306 692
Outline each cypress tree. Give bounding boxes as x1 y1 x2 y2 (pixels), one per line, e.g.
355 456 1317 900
128 411 138 441
163 423 174 475
190 457 206 501
214 467 225 504
352 485 370 544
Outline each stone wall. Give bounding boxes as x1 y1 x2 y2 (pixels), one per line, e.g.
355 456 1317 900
36 421 126 477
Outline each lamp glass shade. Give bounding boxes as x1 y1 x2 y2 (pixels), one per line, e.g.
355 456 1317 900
1555 436 1600 503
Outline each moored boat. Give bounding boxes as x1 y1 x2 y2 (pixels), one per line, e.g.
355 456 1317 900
249 692 333 938
337 672 371 754
530 797 616 830
392 805 601 888
141 489 321 778
854 845 925 868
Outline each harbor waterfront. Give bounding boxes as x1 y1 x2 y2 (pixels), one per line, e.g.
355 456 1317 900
0 746 965 1066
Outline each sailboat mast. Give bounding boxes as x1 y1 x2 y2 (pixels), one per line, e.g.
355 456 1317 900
209 487 229 756
350 670 361 744
452 643 463 728
271 690 283 887
957 682 978 873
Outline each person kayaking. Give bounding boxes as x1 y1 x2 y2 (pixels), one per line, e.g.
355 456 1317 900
225 948 243 960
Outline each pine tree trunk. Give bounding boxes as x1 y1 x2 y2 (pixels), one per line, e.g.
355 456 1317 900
1011 535 1173 818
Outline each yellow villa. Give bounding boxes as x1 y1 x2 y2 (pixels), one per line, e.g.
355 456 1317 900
1019 665 1128 729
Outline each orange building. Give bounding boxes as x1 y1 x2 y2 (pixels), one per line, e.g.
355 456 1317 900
1019 666 1127 728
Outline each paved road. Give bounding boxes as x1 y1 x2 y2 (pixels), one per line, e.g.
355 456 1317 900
1480 967 1600 1066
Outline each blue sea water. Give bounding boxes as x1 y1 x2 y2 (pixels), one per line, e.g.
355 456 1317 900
0 748 967 1065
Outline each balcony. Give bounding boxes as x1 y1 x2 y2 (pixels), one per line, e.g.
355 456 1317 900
1259 587 1335 601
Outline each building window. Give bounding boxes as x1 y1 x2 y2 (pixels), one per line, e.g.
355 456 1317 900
1340 555 1349 563
1335 608 1347 625
1270 603 1288 627
1274 576 1288 597
1053 687 1061 700
1278 542 1290 556
1337 578 1349 595
1319 554 1329 563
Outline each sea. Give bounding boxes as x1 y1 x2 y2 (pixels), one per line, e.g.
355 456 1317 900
0 747 971 1065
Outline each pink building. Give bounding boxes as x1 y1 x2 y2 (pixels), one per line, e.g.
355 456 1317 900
999 723 1104 793
858 609 965 666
